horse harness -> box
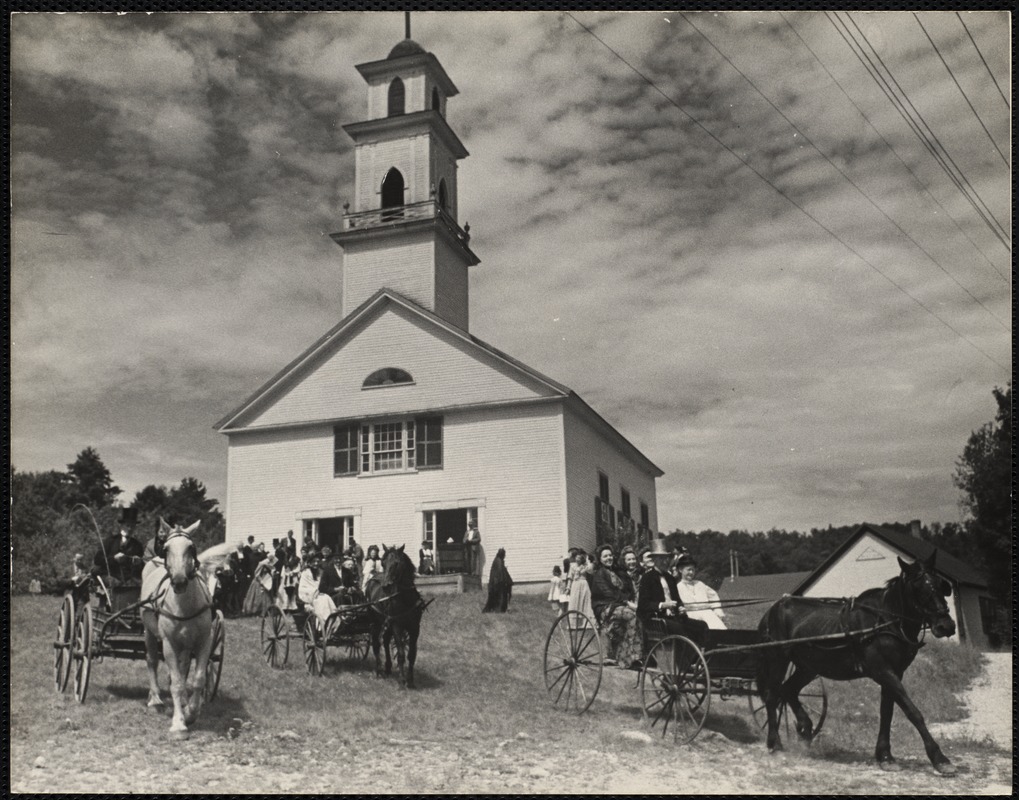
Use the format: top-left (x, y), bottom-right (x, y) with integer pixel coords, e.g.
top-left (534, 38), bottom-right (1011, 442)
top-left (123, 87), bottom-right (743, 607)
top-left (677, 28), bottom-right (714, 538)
top-left (143, 530), bottom-right (214, 623)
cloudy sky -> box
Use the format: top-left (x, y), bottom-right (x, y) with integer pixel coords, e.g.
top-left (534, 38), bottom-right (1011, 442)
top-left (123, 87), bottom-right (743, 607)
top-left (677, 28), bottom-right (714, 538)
top-left (11, 11), bottom-right (1011, 533)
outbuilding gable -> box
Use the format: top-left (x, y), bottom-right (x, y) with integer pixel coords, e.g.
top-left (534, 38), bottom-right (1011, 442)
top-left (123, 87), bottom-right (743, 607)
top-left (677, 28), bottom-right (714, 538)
top-left (216, 290), bottom-right (566, 431)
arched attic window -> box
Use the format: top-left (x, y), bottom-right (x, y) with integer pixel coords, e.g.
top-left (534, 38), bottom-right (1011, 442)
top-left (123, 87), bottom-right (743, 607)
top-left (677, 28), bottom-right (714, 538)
top-left (431, 87), bottom-right (441, 113)
top-left (437, 178), bottom-right (449, 212)
top-left (380, 168), bottom-right (405, 219)
top-left (363, 367), bottom-right (414, 388)
top-left (388, 78), bottom-right (406, 117)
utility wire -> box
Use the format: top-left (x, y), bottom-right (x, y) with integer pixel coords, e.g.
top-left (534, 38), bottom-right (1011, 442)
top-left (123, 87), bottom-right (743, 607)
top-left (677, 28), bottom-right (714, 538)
top-left (780, 12), bottom-right (1008, 284)
top-left (562, 12), bottom-right (1008, 372)
top-left (957, 12), bottom-right (1010, 110)
top-left (680, 12), bottom-right (1008, 330)
top-left (834, 12), bottom-right (1011, 250)
top-left (913, 13), bottom-right (1009, 168)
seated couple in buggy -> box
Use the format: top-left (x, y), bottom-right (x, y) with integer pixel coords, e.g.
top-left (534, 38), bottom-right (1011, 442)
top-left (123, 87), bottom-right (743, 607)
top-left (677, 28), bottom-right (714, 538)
top-left (296, 548), bottom-right (366, 627)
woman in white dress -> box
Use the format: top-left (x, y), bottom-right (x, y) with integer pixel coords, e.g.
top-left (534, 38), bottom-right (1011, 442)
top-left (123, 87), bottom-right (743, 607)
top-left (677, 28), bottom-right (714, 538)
top-left (674, 554), bottom-right (727, 630)
top-left (566, 551), bottom-right (595, 624)
top-left (361, 545), bottom-right (383, 591)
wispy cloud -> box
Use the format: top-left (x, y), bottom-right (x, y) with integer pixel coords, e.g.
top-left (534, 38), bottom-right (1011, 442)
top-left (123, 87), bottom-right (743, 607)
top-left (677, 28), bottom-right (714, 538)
top-left (11, 11), bottom-right (1010, 530)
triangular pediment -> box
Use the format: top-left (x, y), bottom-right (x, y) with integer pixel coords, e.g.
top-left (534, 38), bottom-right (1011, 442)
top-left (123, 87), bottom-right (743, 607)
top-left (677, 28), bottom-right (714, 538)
top-left (217, 291), bottom-right (566, 431)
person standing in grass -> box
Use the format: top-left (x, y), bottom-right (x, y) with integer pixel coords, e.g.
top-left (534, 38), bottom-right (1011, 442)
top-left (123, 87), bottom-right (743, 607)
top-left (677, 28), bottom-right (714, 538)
top-left (566, 551), bottom-right (595, 623)
top-left (483, 548), bottom-right (513, 612)
top-left (548, 565), bottom-right (564, 613)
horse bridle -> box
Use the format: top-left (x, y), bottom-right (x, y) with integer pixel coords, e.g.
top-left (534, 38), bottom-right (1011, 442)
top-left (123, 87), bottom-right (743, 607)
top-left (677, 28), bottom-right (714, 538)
top-left (147, 531), bottom-right (213, 622)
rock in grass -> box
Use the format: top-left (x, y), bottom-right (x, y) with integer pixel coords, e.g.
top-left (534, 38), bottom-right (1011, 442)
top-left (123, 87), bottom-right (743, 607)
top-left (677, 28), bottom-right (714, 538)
top-left (278, 730), bottom-right (300, 741)
top-left (619, 731), bottom-right (653, 744)
top-left (515, 732), bottom-right (531, 740)
top-left (33, 756), bottom-right (45, 769)
top-left (529, 767), bottom-right (550, 778)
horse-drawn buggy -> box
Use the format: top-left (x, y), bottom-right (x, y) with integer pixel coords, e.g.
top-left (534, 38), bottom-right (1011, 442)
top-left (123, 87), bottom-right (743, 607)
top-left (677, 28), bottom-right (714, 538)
top-left (543, 612), bottom-right (828, 744)
top-left (53, 517), bottom-right (226, 738)
top-left (544, 551), bottom-right (961, 775)
top-left (260, 600), bottom-right (373, 675)
top-left (261, 544), bottom-right (428, 682)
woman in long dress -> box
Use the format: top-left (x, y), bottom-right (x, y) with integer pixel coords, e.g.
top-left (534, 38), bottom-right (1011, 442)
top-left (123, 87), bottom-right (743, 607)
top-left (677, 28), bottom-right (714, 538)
top-left (361, 545), bottom-right (383, 591)
top-left (243, 553), bottom-right (276, 616)
top-left (674, 554), bottom-right (727, 630)
top-left (482, 548), bottom-right (513, 612)
top-left (565, 551), bottom-right (595, 624)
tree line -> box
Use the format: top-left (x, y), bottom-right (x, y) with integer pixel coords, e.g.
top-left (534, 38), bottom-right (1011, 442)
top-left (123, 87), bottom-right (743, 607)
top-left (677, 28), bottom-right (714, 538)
top-left (10, 385), bottom-right (1009, 630)
top-left (10, 447), bottom-right (225, 592)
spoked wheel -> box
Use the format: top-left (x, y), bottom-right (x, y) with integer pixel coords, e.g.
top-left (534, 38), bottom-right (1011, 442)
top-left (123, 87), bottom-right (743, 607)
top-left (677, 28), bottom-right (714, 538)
top-left (261, 606), bottom-right (290, 669)
top-left (542, 611), bottom-right (602, 714)
top-left (303, 616), bottom-right (326, 676)
top-left (54, 594), bottom-right (75, 693)
top-left (72, 604), bottom-right (93, 704)
top-left (640, 635), bottom-right (710, 744)
top-left (748, 665), bottom-right (828, 740)
top-left (347, 635), bottom-right (370, 662)
top-left (204, 610), bottom-right (225, 702)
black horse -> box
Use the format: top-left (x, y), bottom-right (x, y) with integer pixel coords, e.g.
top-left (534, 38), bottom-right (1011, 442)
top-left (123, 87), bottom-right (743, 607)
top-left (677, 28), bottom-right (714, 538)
top-left (756, 552), bottom-right (957, 775)
top-left (365, 544), bottom-right (426, 689)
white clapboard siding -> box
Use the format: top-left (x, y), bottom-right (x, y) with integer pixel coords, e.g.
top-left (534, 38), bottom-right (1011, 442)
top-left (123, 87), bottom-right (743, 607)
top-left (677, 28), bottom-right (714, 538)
top-left (225, 402), bottom-right (567, 584)
top-left (342, 230), bottom-right (436, 317)
top-left (563, 404), bottom-right (659, 555)
top-left (433, 236), bottom-right (469, 330)
top-left (244, 301), bottom-right (556, 428)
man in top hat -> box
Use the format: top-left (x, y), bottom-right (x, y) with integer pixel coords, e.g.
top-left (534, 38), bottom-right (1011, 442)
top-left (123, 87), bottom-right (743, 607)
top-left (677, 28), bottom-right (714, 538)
top-left (94, 506), bottom-right (144, 584)
top-left (636, 538), bottom-right (709, 644)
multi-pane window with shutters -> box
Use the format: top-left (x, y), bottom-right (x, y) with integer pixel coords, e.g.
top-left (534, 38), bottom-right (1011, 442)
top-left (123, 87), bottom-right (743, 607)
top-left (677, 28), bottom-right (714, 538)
top-left (335, 417), bottom-right (442, 476)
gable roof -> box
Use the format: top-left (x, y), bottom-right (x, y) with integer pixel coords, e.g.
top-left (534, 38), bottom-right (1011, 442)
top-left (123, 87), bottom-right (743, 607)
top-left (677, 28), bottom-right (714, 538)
top-left (214, 288), bottom-right (662, 476)
top-left (716, 571), bottom-right (814, 602)
top-left (792, 523), bottom-right (988, 593)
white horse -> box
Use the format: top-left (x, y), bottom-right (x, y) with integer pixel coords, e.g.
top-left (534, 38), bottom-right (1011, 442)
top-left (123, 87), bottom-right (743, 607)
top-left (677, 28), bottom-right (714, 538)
top-left (141, 519), bottom-right (215, 739)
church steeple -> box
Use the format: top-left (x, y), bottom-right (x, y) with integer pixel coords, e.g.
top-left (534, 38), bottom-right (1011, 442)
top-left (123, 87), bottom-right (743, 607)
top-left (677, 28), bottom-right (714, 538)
top-left (331, 32), bottom-right (479, 330)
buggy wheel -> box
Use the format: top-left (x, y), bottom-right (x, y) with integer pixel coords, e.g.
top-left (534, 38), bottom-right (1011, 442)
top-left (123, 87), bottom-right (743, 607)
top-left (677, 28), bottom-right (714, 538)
top-left (748, 666), bottom-right (828, 740)
top-left (54, 594), bottom-right (75, 693)
top-left (72, 604), bottom-right (93, 704)
top-left (641, 635), bottom-right (710, 744)
top-left (542, 611), bottom-right (602, 714)
top-left (303, 616), bottom-right (326, 676)
top-left (347, 635), bottom-right (370, 662)
top-left (261, 606), bottom-right (289, 669)
top-left (204, 611), bottom-right (225, 702)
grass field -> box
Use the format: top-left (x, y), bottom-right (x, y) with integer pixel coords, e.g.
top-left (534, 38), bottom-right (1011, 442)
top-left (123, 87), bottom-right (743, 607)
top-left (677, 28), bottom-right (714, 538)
top-left (10, 591), bottom-right (1010, 794)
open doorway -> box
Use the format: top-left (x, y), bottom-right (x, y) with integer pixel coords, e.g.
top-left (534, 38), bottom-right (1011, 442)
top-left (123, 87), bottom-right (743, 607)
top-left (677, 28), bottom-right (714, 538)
top-left (423, 508), bottom-right (475, 574)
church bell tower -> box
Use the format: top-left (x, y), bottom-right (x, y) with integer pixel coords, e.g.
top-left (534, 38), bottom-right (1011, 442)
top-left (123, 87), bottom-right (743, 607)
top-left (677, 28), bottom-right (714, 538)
top-left (331, 30), bottom-right (479, 331)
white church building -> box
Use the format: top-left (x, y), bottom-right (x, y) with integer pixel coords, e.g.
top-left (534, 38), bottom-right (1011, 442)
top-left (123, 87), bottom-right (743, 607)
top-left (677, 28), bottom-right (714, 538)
top-left (215, 35), bottom-right (662, 587)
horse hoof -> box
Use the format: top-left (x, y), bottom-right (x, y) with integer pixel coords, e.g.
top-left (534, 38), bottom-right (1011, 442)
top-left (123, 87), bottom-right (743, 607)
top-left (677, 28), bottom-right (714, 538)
top-left (879, 760), bottom-right (902, 772)
top-left (146, 703), bottom-right (165, 715)
top-left (170, 729), bottom-right (190, 741)
top-left (934, 763), bottom-right (957, 777)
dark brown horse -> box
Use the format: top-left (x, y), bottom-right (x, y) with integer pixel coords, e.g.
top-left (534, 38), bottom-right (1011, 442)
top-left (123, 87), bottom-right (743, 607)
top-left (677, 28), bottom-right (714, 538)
top-left (756, 552), bottom-right (958, 775)
top-left (365, 544), bottom-right (425, 689)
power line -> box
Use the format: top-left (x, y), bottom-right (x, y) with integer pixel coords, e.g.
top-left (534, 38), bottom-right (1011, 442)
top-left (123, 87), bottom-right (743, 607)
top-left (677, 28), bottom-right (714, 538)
top-left (956, 12), bottom-right (1010, 110)
top-left (561, 12), bottom-right (1008, 372)
top-left (913, 13), bottom-right (1009, 168)
top-left (835, 12), bottom-right (1011, 250)
top-left (679, 11), bottom-right (1008, 331)
top-left (780, 12), bottom-right (1008, 285)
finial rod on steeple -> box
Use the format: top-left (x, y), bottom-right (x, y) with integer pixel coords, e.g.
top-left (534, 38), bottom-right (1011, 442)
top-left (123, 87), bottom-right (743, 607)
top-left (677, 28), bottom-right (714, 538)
top-left (405, 12), bottom-right (411, 39)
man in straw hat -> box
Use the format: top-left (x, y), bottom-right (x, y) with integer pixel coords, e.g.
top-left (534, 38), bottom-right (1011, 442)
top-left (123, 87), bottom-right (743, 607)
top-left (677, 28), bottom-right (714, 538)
top-left (636, 538), bottom-right (709, 643)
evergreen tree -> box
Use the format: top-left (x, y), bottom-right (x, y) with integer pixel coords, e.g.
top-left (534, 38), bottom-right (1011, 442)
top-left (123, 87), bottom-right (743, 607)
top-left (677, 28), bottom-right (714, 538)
top-left (66, 447), bottom-right (121, 509)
